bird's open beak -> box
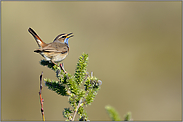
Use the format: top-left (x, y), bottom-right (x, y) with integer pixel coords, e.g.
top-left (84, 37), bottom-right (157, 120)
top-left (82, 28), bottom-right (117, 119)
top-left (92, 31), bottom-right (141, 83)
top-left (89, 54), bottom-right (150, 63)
top-left (66, 33), bottom-right (74, 39)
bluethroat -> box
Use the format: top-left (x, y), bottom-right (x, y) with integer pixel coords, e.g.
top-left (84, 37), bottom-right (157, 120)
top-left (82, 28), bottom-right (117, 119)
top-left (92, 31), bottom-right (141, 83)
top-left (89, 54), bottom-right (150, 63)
top-left (28, 28), bottom-right (73, 70)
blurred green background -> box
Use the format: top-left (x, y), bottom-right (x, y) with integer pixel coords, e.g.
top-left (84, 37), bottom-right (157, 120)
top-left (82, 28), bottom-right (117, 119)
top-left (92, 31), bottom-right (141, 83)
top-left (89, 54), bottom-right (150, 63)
top-left (1, 1), bottom-right (181, 121)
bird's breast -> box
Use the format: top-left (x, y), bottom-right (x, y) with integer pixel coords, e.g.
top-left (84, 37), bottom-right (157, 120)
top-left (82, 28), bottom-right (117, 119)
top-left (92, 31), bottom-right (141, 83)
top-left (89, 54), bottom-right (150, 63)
top-left (53, 52), bottom-right (69, 62)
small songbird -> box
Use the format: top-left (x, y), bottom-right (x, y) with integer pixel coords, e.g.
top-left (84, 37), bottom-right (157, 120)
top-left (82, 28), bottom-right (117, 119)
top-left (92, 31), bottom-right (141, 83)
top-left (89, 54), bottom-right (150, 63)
top-left (28, 28), bottom-right (73, 68)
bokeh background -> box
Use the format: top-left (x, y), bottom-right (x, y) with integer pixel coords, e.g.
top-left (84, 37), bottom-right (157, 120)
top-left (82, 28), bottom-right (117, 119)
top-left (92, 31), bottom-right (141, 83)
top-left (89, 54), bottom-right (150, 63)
top-left (1, 1), bottom-right (181, 121)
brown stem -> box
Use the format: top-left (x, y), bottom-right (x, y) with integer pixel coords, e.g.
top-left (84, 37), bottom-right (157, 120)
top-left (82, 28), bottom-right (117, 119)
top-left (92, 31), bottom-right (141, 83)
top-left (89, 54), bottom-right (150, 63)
top-left (72, 99), bottom-right (82, 121)
top-left (39, 72), bottom-right (45, 121)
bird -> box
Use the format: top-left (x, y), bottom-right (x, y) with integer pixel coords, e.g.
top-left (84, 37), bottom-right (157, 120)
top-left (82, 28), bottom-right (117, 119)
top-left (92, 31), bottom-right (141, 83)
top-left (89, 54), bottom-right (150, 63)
top-left (28, 28), bottom-right (73, 72)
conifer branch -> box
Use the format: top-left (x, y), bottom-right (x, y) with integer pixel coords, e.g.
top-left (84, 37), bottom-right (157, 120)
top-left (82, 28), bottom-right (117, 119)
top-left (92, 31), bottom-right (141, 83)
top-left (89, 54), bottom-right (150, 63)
top-left (40, 53), bottom-right (102, 121)
top-left (105, 105), bottom-right (132, 121)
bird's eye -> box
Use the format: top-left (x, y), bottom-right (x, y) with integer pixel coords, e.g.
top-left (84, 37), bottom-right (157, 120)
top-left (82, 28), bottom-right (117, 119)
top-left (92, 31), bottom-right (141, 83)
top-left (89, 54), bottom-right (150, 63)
top-left (62, 36), bottom-right (66, 38)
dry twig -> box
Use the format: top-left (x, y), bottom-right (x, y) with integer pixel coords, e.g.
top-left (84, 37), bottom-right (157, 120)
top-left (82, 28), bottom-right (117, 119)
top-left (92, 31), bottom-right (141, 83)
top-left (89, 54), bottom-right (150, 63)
top-left (39, 72), bottom-right (45, 121)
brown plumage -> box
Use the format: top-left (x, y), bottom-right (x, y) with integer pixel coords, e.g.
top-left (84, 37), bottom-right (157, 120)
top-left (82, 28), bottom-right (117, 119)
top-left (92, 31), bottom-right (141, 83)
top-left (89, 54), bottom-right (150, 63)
top-left (28, 28), bottom-right (73, 64)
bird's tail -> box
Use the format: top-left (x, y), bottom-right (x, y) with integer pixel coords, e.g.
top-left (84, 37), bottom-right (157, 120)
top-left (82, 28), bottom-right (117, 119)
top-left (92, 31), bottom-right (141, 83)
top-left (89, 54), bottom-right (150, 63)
top-left (28, 28), bottom-right (47, 47)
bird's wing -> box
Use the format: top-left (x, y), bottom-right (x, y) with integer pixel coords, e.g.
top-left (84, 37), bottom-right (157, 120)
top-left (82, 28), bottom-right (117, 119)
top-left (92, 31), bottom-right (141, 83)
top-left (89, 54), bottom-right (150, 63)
top-left (34, 42), bottom-right (68, 54)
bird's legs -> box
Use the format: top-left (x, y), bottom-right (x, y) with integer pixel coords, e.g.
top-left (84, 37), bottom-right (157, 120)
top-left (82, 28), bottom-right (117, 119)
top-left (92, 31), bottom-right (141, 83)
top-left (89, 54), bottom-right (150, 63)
top-left (60, 63), bottom-right (67, 74)
top-left (51, 60), bottom-right (67, 73)
top-left (51, 60), bottom-right (59, 67)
